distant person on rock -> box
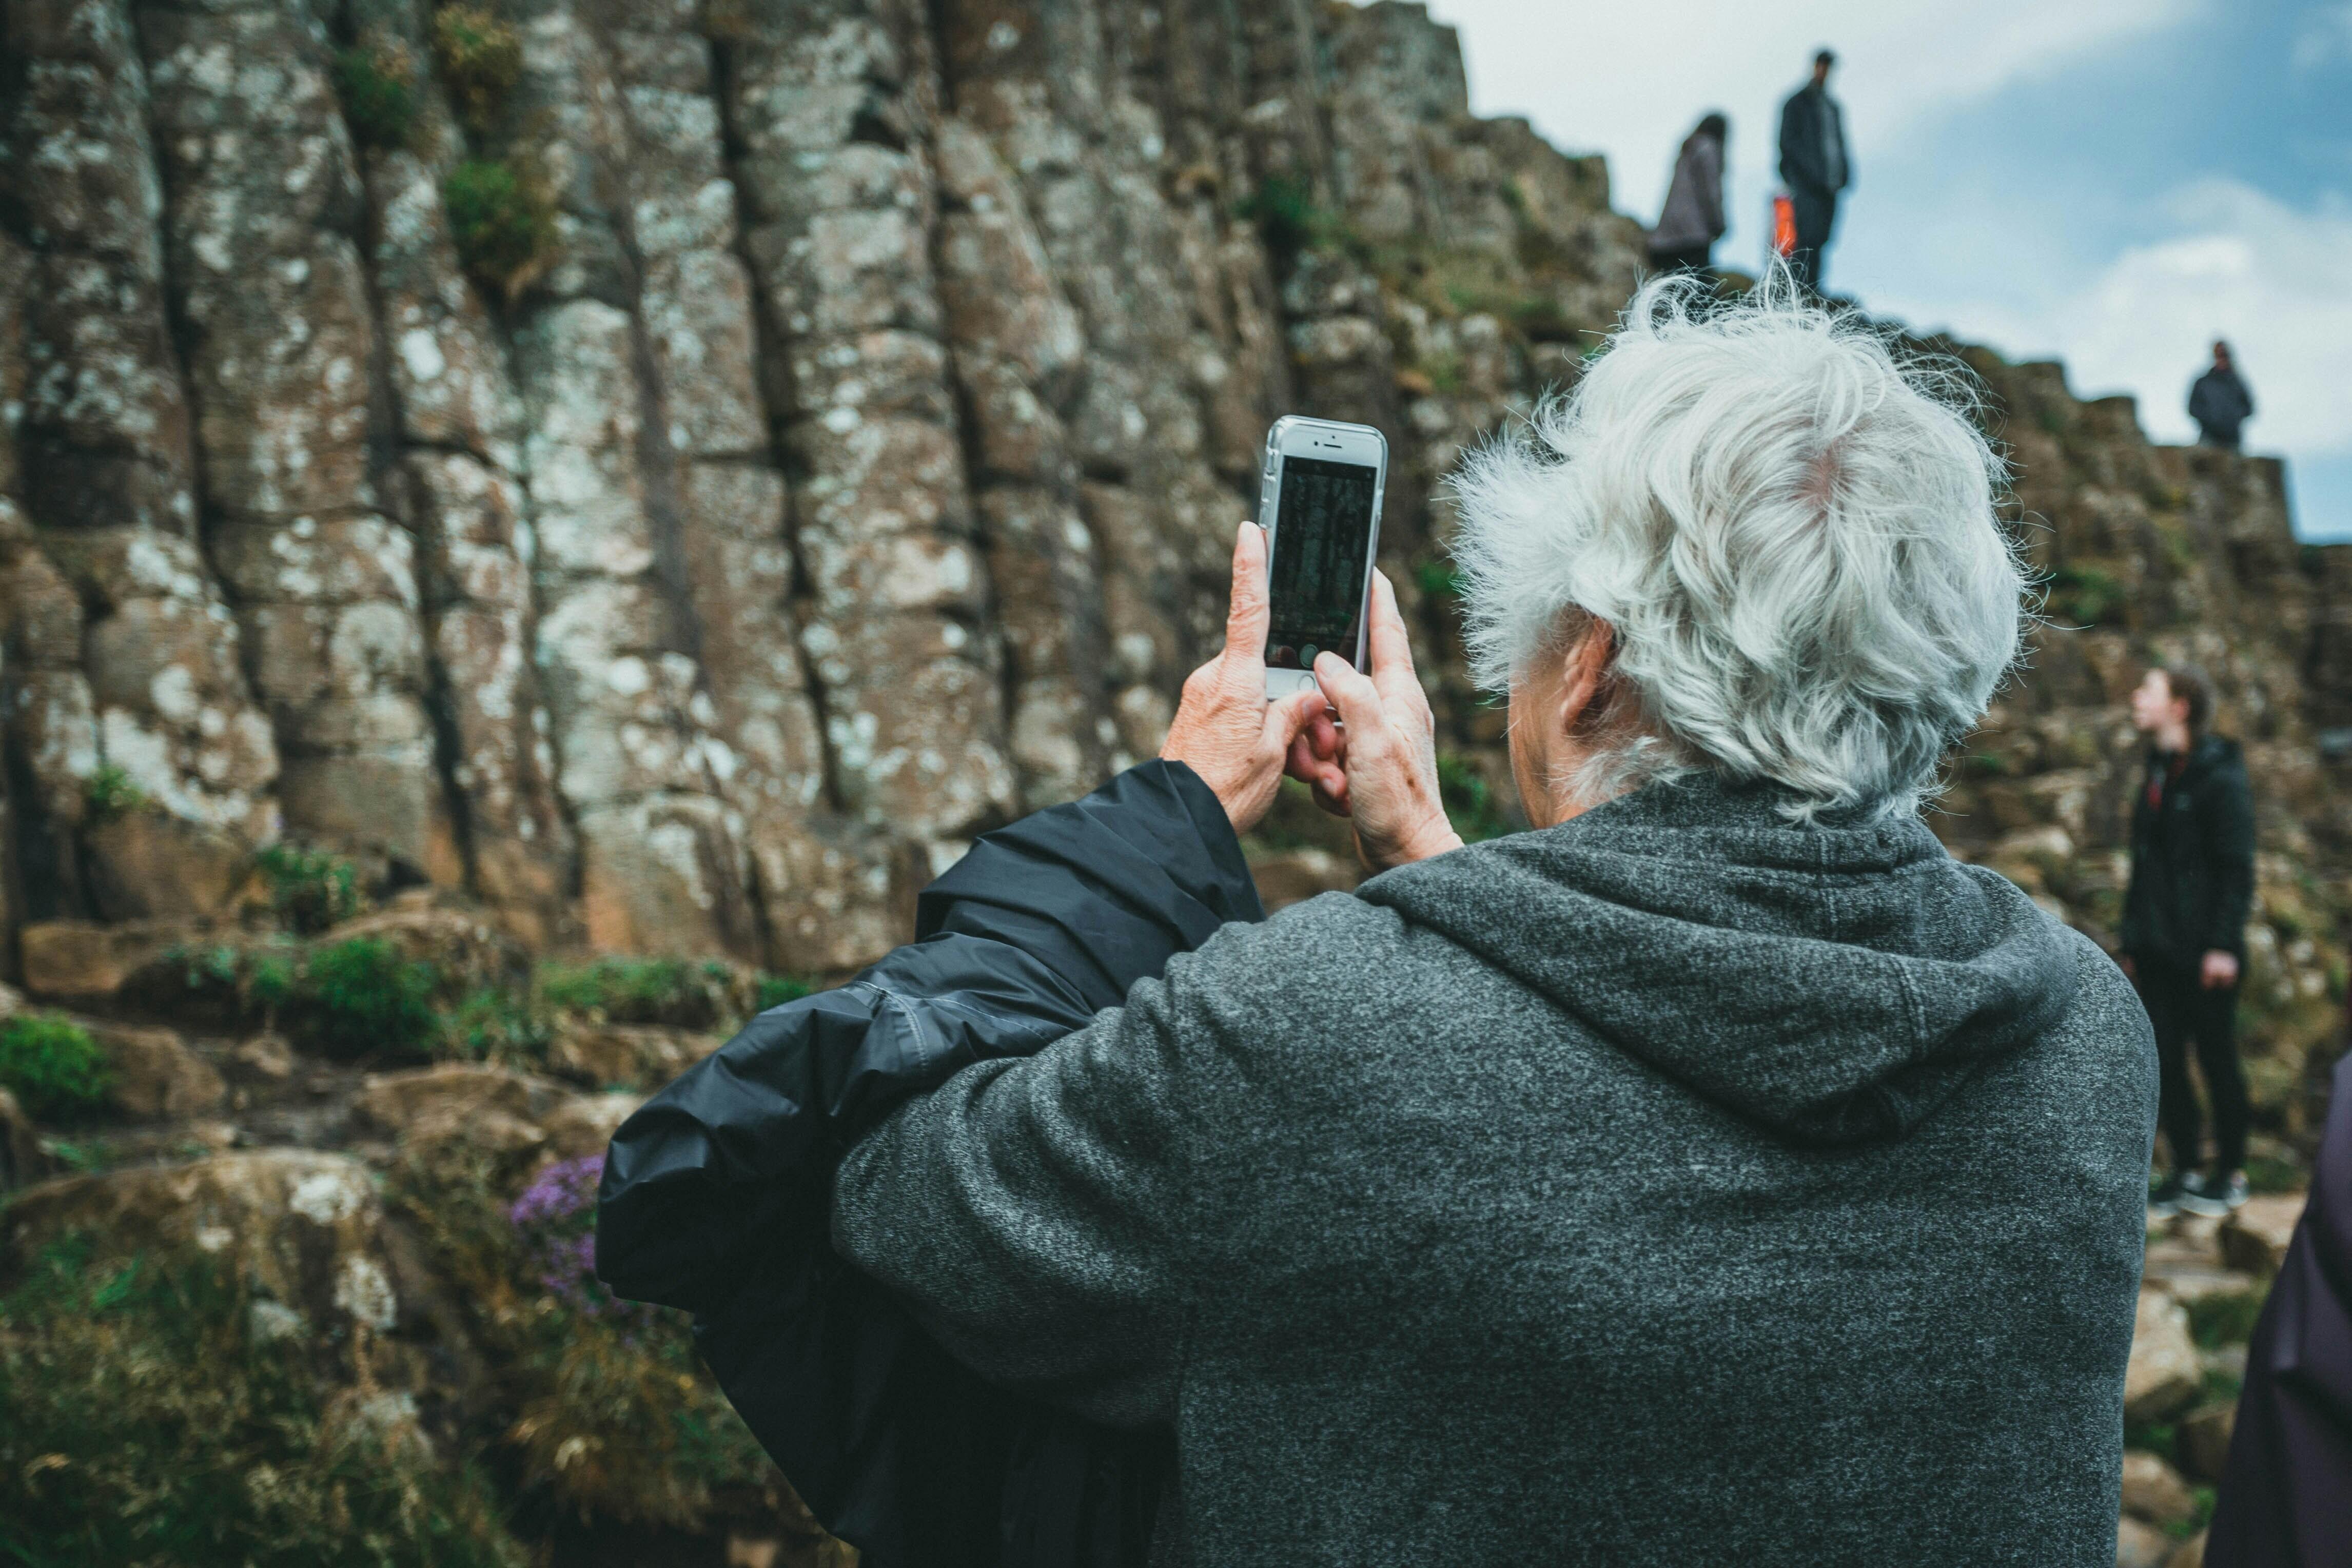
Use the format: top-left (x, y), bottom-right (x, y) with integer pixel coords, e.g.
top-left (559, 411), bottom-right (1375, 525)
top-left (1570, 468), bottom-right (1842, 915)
top-left (2125, 662), bottom-right (2257, 1219)
top-left (1777, 48), bottom-right (1851, 293)
top-left (1648, 112), bottom-right (1728, 276)
top-left (2190, 341), bottom-right (2256, 450)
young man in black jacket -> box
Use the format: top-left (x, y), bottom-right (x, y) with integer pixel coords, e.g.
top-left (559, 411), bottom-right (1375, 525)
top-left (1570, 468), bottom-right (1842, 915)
top-left (2124, 662), bottom-right (2257, 1217)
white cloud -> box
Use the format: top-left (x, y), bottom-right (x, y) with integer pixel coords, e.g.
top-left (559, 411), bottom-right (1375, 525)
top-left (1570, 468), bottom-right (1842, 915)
top-left (2292, 3), bottom-right (2352, 71)
top-left (2025, 183), bottom-right (2352, 454)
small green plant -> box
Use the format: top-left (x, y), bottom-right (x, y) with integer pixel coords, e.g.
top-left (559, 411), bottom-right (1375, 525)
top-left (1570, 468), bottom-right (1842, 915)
top-left (1237, 176), bottom-right (1349, 268)
top-left (83, 763), bottom-right (147, 821)
top-left (2041, 564), bottom-right (2128, 628)
top-left (754, 974), bottom-right (812, 1012)
top-left (444, 156), bottom-right (557, 297)
top-left (254, 841), bottom-right (363, 934)
top-left (444, 986), bottom-right (552, 1069)
top-left (1438, 754), bottom-right (1515, 844)
top-left (299, 938), bottom-right (440, 1057)
top-left (331, 40), bottom-right (419, 151)
top-left (0, 1236), bottom-right (527, 1566)
top-left (2187, 1287), bottom-right (2269, 1347)
top-left (537, 956), bottom-right (735, 1028)
top-left (431, 5), bottom-right (523, 135)
top-left (1414, 561), bottom-right (1463, 600)
top-left (0, 1013), bottom-right (112, 1123)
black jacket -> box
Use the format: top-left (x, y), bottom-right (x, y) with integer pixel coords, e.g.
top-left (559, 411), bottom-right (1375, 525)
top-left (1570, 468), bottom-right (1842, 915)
top-left (595, 761), bottom-right (1261, 1566)
top-left (1777, 84), bottom-right (1850, 194)
top-left (2190, 367), bottom-right (2255, 443)
top-left (2122, 735), bottom-right (2256, 966)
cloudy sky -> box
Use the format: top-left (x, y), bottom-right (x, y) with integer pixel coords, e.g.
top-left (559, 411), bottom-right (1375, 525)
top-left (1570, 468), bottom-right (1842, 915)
top-left (1423, 0), bottom-right (2352, 538)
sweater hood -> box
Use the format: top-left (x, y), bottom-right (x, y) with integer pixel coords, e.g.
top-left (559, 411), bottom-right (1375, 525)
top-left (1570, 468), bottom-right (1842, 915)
top-left (1356, 772), bottom-right (2079, 1148)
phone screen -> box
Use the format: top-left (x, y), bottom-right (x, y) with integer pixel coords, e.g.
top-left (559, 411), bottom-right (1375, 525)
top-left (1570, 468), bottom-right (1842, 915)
top-left (1265, 455), bottom-right (1378, 672)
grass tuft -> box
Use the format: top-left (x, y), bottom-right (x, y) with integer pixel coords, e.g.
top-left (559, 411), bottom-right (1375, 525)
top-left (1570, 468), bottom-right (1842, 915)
top-left (254, 842), bottom-right (364, 935)
top-left (298, 938), bottom-right (441, 1059)
top-left (332, 40), bottom-right (420, 151)
top-left (430, 5), bottom-right (522, 135)
top-left (84, 763), bottom-right (147, 821)
top-left (0, 1013), bottom-right (112, 1123)
top-left (444, 158), bottom-right (558, 299)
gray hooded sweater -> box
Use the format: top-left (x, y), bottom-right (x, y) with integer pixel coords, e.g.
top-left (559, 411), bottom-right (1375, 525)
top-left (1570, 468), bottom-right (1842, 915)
top-left (832, 773), bottom-right (2158, 1564)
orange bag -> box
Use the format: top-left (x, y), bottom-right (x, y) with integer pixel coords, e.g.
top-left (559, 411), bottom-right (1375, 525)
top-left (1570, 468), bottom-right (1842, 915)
top-left (1771, 193), bottom-right (1798, 257)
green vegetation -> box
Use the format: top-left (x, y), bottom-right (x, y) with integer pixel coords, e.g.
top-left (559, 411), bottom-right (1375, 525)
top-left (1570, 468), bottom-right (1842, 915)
top-left (2042, 564), bottom-right (2128, 628)
top-left (430, 5), bottom-right (523, 135)
top-left (0, 1013), bottom-right (111, 1123)
top-left (1439, 753), bottom-right (1515, 844)
top-left (1236, 175), bottom-right (1345, 268)
top-left (754, 974), bottom-right (813, 1011)
top-left (395, 1158), bottom-right (778, 1527)
top-left (83, 763), bottom-right (147, 821)
top-left (443, 158), bottom-right (557, 298)
top-left (443, 986), bottom-right (553, 1071)
top-left (1414, 561), bottom-right (1463, 600)
top-left (299, 938), bottom-right (441, 1058)
top-left (536, 955), bottom-right (737, 1028)
top-left (332, 41), bottom-right (419, 151)
top-left (255, 841), bottom-right (364, 934)
top-left (0, 1236), bottom-right (527, 1567)
top-left (2188, 1287), bottom-right (2268, 1347)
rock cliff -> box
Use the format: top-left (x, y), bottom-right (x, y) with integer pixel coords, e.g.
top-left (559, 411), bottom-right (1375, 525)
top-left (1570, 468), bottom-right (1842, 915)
top-left (1, 0), bottom-right (2345, 1560)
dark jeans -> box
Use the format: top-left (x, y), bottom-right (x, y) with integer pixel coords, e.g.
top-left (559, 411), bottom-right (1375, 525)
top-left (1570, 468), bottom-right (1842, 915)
top-left (2131, 952), bottom-right (2250, 1175)
top-left (1648, 243), bottom-right (1713, 276)
top-left (1789, 186), bottom-right (1838, 293)
top-left (2197, 424), bottom-right (2244, 452)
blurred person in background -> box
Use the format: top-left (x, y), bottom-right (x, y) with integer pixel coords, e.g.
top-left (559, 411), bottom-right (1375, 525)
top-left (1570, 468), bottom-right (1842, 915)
top-left (2190, 341), bottom-right (2257, 451)
top-left (2125, 662), bottom-right (2257, 1218)
top-left (1777, 49), bottom-right (1851, 292)
top-left (1648, 112), bottom-right (1728, 276)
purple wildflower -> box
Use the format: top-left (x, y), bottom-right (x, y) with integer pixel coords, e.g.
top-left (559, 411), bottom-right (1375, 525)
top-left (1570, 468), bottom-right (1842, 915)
top-left (506, 1154), bottom-right (645, 1323)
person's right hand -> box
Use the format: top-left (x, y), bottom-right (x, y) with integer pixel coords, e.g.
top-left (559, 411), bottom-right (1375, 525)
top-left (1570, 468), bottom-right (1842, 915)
top-left (1286, 571), bottom-right (1463, 873)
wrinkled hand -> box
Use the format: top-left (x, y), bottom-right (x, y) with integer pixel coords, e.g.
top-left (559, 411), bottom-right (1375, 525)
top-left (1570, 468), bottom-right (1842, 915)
top-left (1160, 521), bottom-right (1329, 834)
top-left (2201, 949), bottom-right (2240, 989)
top-left (1285, 571), bottom-right (1463, 873)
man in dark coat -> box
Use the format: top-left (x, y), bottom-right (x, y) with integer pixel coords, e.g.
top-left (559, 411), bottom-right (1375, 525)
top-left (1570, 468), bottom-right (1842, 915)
top-left (2190, 341), bottom-right (2257, 450)
top-left (2124, 662), bottom-right (2258, 1217)
top-left (1777, 49), bottom-right (1851, 292)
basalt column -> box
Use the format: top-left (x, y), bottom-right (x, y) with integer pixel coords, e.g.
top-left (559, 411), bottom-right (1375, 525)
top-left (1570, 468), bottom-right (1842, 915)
top-left (134, 0), bottom-right (444, 880)
top-left (1, 0), bottom-right (280, 925)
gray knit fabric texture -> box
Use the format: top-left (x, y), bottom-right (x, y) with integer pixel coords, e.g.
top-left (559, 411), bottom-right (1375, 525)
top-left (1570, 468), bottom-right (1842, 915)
top-left (832, 772), bottom-right (2158, 1565)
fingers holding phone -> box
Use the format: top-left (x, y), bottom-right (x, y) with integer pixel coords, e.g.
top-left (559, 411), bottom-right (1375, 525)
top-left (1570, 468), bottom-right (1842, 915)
top-left (1307, 572), bottom-right (1462, 872)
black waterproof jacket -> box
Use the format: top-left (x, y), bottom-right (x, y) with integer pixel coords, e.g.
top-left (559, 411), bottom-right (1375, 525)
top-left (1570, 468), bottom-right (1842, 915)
top-left (2121, 735), bottom-right (2256, 967)
top-left (594, 761), bottom-right (1260, 1566)
top-left (1777, 84), bottom-right (1850, 194)
top-left (2190, 367), bottom-right (2255, 446)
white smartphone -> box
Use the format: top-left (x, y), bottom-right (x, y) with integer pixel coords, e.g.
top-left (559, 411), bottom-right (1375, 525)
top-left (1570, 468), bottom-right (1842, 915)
top-left (1256, 416), bottom-right (1388, 700)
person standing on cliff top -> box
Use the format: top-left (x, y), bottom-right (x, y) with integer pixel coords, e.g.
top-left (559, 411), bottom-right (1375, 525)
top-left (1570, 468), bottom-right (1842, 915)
top-left (1648, 112), bottom-right (1728, 276)
top-left (2124, 662), bottom-right (2257, 1218)
top-left (1777, 49), bottom-right (1851, 293)
top-left (2190, 342), bottom-right (2256, 450)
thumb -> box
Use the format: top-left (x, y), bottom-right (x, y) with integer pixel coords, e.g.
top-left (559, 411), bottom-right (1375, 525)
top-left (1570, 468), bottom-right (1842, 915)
top-left (1266, 685), bottom-right (1327, 751)
top-left (1314, 651), bottom-right (1383, 736)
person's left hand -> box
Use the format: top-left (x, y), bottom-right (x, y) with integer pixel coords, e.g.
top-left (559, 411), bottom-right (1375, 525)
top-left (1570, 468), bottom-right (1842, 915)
top-left (2200, 949), bottom-right (2240, 989)
top-left (1160, 521), bottom-right (1330, 834)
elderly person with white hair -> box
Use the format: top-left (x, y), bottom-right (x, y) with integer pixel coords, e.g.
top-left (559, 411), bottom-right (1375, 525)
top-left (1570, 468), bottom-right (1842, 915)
top-left (616, 281), bottom-right (2157, 1565)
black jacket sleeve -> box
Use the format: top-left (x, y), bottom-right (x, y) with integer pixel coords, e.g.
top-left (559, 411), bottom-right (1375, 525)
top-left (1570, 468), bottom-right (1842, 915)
top-left (594, 760), bottom-right (1260, 1565)
top-left (1777, 92), bottom-right (1812, 189)
top-left (2199, 751), bottom-right (2257, 956)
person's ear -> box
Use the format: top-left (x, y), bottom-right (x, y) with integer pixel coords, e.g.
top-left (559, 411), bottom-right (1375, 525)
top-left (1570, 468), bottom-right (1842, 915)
top-left (1552, 621), bottom-right (1618, 740)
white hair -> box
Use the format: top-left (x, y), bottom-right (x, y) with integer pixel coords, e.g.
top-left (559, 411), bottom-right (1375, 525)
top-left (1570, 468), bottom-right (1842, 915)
top-left (1448, 271), bottom-right (2026, 821)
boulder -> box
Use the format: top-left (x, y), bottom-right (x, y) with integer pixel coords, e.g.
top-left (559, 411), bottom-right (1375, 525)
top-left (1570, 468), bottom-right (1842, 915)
top-left (2117, 1516), bottom-right (2173, 1568)
top-left (2219, 1194), bottom-right (2304, 1275)
top-left (227, 1033), bottom-right (299, 1082)
top-left (352, 1063), bottom-right (555, 1171)
top-left (2, 1151), bottom-right (408, 1337)
top-left (0, 1086), bottom-right (52, 1191)
top-left (546, 1022), bottom-right (719, 1091)
top-left (19, 919), bottom-right (206, 999)
top-left (85, 1020), bottom-right (226, 1121)
top-left (538, 1091), bottom-right (641, 1162)
top-left (2119, 1450), bottom-right (2196, 1526)
top-left (323, 900), bottom-right (531, 998)
top-left (1249, 849), bottom-right (1362, 913)
top-left (81, 809), bottom-right (248, 920)
top-left (2125, 1288), bottom-right (2204, 1424)
top-left (2176, 1403), bottom-right (2236, 1483)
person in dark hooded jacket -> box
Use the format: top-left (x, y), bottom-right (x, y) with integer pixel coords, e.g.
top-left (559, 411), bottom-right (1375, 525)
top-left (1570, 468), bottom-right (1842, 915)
top-left (1648, 113), bottom-right (1727, 275)
top-left (2189, 341), bottom-right (2256, 450)
top-left (811, 278), bottom-right (2155, 1566)
top-left (2123, 661), bottom-right (2257, 1218)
